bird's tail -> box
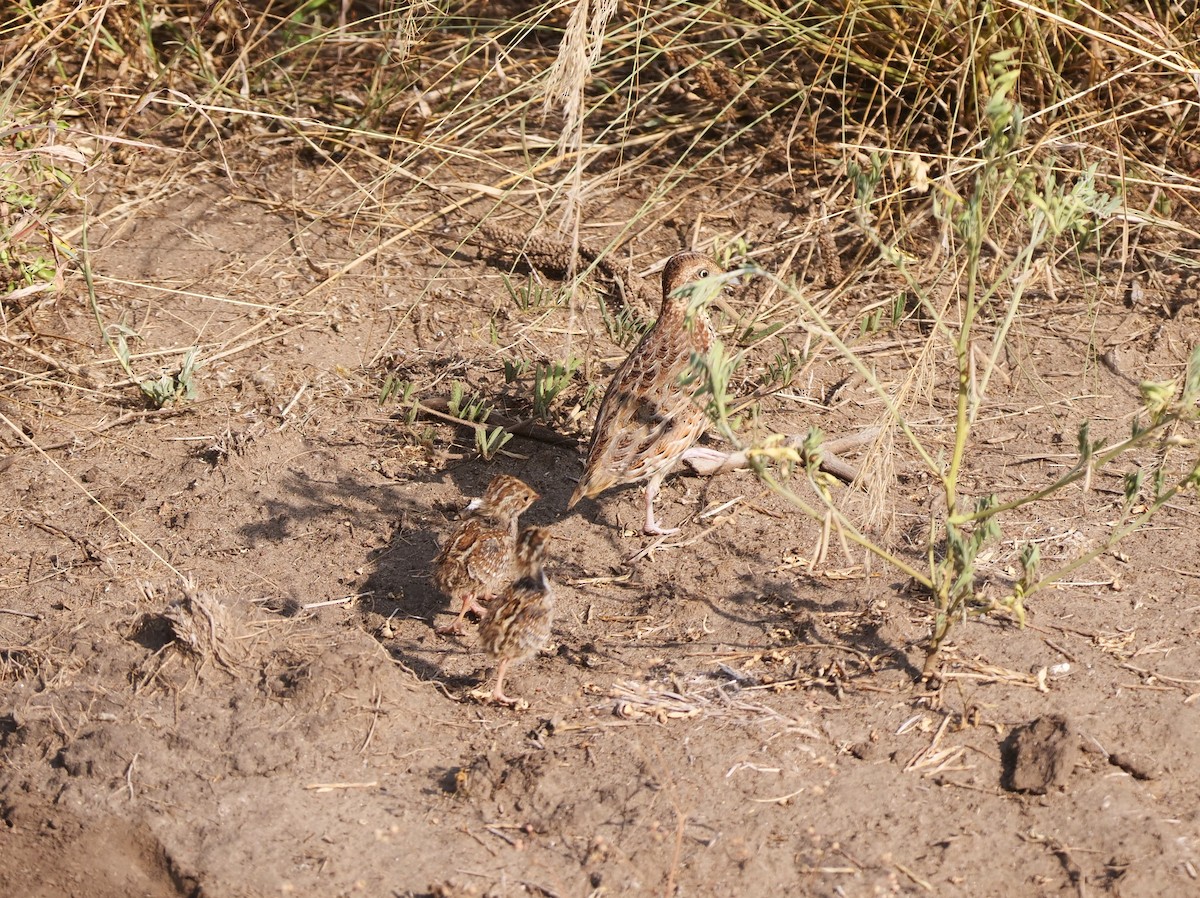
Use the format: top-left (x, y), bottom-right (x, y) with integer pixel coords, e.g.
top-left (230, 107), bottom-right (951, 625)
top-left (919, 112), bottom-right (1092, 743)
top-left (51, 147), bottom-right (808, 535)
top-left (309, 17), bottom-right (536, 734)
top-left (567, 482), bottom-right (586, 509)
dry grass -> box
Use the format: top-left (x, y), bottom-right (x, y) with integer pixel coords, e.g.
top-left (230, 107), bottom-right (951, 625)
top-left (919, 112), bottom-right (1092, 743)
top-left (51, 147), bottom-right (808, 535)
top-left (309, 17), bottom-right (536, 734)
top-left (4, 1), bottom-right (1196, 347)
top-left (610, 677), bottom-right (821, 733)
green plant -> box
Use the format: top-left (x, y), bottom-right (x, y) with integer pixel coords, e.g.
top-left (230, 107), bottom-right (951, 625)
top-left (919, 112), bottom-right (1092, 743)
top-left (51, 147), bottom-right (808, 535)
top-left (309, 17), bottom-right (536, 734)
top-left (858, 294), bottom-right (907, 337)
top-left (447, 381), bottom-right (493, 424)
top-left (712, 234), bottom-right (750, 270)
top-left (736, 319), bottom-right (785, 348)
top-left (760, 337), bottom-right (802, 388)
top-left (475, 424), bottom-right (512, 460)
top-left (1033, 163), bottom-right (1120, 254)
top-left (503, 357), bottom-right (532, 384)
top-left (379, 374), bottom-right (416, 405)
top-left (444, 381), bottom-right (512, 458)
top-left (139, 348), bottom-right (199, 408)
top-left (504, 273), bottom-right (565, 311)
top-left (532, 356), bottom-right (581, 420)
top-left (0, 121), bottom-right (81, 299)
top-left (579, 382), bottom-right (603, 410)
top-left (102, 320), bottom-right (199, 408)
top-left (379, 374), bottom-right (419, 424)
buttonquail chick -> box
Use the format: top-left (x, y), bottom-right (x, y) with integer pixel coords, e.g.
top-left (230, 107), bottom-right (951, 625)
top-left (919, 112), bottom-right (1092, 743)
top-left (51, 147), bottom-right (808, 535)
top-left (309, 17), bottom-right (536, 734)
top-left (479, 525), bottom-right (554, 705)
top-left (432, 474), bottom-right (538, 634)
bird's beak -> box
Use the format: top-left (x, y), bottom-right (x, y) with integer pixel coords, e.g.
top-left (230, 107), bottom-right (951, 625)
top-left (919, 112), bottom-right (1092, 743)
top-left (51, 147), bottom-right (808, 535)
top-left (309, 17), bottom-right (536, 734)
top-left (713, 295), bottom-right (740, 320)
top-left (723, 264), bottom-right (755, 290)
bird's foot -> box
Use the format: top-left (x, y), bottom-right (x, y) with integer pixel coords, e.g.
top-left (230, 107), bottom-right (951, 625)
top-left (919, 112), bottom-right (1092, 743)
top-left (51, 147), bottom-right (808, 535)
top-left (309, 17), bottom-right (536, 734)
top-left (642, 521), bottom-right (680, 536)
top-left (436, 611), bottom-right (472, 636)
top-left (491, 688), bottom-right (522, 707)
top-left (467, 684), bottom-right (527, 709)
top-left (436, 597), bottom-right (490, 635)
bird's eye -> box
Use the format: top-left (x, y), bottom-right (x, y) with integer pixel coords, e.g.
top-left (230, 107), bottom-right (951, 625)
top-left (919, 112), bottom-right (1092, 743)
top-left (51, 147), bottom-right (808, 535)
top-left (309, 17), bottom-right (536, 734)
top-left (697, 268), bottom-right (709, 279)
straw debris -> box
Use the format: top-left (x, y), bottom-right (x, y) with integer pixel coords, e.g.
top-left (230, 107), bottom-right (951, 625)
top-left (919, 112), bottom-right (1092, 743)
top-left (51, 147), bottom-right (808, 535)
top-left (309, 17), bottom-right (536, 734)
top-left (160, 580), bottom-right (247, 674)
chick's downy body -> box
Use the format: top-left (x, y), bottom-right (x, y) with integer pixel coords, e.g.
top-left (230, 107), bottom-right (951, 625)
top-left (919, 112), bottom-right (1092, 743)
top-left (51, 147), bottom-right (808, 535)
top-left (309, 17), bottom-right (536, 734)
top-left (433, 474), bottom-right (538, 634)
top-left (479, 525), bottom-right (554, 705)
top-left (569, 251), bottom-right (723, 534)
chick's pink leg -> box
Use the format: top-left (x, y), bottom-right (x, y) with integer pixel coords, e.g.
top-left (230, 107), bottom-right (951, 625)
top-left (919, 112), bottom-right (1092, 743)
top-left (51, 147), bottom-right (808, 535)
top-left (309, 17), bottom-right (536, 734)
top-left (437, 594), bottom-right (485, 635)
top-left (465, 595), bottom-right (489, 616)
top-left (491, 659), bottom-right (516, 705)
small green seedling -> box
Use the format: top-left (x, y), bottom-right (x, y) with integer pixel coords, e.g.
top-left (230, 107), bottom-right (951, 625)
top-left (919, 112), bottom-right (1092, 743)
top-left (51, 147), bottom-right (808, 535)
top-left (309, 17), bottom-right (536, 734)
top-left (504, 357), bottom-right (532, 383)
top-left (448, 381), bottom-right (493, 424)
top-left (504, 273), bottom-right (564, 311)
top-left (140, 348), bottom-right (199, 408)
top-left (533, 356), bottom-right (581, 420)
top-left (475, 424), bottom-right (512, 460)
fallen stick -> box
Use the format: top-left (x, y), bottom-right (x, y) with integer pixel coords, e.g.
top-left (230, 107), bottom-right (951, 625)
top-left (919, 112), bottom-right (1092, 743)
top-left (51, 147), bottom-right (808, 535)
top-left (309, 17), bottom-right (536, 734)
top-left (408, 396), bottom-right (578, 448)
top-left (682, 427), bottom-right (881, 484)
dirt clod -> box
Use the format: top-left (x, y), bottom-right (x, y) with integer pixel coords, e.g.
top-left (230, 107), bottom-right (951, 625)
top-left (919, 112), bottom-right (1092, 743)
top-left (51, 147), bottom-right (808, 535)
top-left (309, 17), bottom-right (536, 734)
top-left (1001, 714), bottom-right (1079, 794)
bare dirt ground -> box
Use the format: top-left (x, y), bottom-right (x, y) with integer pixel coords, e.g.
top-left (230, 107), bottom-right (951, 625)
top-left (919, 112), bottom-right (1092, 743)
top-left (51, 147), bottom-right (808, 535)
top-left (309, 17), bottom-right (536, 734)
top-left (3, 116), bottom-right (1200, 898)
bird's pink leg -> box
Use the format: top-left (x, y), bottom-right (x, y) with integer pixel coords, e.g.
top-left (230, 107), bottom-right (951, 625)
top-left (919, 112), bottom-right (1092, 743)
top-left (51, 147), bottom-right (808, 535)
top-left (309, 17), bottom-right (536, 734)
top-left (437, 594), bottom-right (488, 635)
top-left (464, 595), bottom-right (489, 616)
top-left (491, 659), bottom-right (517, 705)
top-left (643, 473), bottom-right (680, 536)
